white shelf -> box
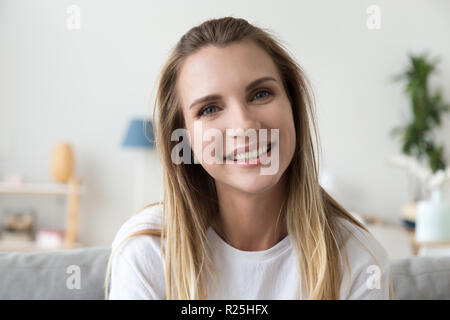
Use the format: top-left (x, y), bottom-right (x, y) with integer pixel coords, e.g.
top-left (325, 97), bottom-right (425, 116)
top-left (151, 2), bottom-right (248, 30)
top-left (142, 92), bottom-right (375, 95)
top-left (0, 182), bottom-right (84, 195)
top-left (0, 178), bottom-right (83, 251)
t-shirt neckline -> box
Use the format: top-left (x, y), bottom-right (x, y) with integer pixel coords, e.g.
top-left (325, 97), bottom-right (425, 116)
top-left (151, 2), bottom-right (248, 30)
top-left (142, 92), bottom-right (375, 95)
top-left (207, 225), bottom-right (291, 261)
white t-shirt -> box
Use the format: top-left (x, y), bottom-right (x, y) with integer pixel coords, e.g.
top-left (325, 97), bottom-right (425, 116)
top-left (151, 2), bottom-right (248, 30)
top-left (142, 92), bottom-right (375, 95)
top-left (108, 204), bottom-right (392, 299)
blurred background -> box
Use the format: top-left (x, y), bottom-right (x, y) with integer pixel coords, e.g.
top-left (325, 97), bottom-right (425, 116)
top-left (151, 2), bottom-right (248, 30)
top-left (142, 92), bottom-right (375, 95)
top-left (1, 0), bottom-right (450, 259)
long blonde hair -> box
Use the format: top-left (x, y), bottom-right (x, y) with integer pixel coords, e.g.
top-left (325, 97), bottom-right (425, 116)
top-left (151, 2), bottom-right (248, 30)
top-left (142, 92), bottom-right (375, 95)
top-left (105, 16), bottom-right (393, 300)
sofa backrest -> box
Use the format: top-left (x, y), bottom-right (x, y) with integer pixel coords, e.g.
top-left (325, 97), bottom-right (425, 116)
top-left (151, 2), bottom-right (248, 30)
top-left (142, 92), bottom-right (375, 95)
top-left (0, 246), bottom-right (111, 300)
top-left (1, 246), bottom-right (450, 299)
top-left (390, 255), bottom-right (450, 299)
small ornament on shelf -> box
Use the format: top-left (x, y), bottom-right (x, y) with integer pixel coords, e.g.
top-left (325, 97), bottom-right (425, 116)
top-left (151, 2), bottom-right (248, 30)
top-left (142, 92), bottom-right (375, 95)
top-left (35, 229), bottom-right (65, 249)
top-left (0, 208), bottom-right (36, 243)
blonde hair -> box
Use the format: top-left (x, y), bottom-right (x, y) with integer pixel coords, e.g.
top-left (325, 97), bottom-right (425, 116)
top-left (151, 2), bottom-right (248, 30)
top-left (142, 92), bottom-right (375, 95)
top-left (105, 17), bottom-right (394, 300)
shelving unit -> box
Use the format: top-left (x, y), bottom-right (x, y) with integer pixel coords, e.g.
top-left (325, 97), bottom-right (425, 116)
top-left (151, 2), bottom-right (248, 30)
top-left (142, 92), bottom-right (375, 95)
top-left (0, 177), bottom-right (84, 251)
top-left (405, 228), bottom-right (450, 256)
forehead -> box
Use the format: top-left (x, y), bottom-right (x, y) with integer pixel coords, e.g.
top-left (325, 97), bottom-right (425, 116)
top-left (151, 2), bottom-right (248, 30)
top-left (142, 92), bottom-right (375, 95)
top-left (177, 41), bottom-right (281, 108)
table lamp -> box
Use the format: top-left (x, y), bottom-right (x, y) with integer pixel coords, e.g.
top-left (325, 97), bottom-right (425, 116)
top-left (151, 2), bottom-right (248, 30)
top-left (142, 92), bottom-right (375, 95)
top-left (122, 118), bottom-right (155, 149)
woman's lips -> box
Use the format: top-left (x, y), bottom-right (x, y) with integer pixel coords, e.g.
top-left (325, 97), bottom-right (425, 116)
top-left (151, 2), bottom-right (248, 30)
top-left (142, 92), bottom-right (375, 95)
top-left (224, 142), bottom-right (273, 166)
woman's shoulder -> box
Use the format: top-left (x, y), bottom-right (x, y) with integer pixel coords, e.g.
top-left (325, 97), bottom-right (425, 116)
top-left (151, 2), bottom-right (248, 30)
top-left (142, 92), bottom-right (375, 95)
top-left (111, 202), bottom-right (165, 256)
top-left (333, 215), bottom-right (392, 299)
top-left (333, 215), bottom-right (389, 264)
top-left (108, 202), bottom-right (166, 299)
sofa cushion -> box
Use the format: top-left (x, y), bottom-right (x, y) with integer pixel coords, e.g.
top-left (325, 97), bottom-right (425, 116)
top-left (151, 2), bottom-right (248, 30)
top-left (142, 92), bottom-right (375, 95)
top-left (0, 246), bottom-right (111, 300)
top-left (1, 246), bottom-right (450, 299)
top-left (390, 255), bottom-right (450, 299)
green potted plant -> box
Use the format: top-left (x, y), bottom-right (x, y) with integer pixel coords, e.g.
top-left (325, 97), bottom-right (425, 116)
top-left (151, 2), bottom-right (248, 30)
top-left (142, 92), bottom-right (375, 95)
top-left (389, 52), bottom-right (450, 238)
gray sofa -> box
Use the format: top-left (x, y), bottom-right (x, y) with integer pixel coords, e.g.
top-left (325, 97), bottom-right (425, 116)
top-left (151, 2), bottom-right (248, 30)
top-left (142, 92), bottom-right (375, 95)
top-left (0, 246), bottom-right (449, 299)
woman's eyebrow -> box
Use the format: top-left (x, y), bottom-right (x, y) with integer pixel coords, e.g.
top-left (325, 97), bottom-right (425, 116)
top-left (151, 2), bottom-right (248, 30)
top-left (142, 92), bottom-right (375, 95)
top-left (188, 76), bottom-right (277, 110)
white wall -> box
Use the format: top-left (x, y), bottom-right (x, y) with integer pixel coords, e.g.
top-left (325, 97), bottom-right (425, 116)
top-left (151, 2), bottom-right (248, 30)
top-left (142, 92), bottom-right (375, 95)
top-left (1, 0), bottom-right (449, 246)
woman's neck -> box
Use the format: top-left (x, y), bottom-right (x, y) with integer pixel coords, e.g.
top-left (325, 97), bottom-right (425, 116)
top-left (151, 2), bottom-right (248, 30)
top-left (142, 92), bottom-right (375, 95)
top-left (213, 175), bottom-right (288, 251)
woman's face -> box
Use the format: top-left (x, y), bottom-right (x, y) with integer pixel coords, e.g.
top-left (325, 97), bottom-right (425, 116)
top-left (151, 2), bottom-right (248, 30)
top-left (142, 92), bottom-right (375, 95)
top-left (178, 40), bottom-right (296, 194)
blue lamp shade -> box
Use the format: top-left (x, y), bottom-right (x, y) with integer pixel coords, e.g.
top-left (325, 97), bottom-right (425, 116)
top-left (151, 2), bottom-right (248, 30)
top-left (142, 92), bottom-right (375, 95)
top-left (122, 118), bottom-right (155, 148)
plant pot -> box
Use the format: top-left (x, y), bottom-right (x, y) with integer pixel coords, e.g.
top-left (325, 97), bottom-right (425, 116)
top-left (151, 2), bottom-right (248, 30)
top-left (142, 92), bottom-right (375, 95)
top-left (415, 188), bottom-right (450, 243)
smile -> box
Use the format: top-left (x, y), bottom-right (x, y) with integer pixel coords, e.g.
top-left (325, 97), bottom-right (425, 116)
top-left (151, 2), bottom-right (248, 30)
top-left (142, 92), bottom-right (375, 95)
top-left (224, 142), bottom-right (273, 163)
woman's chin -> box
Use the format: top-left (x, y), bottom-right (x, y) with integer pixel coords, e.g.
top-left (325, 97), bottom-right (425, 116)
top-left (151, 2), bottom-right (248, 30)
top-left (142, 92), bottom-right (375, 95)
top-left (225, 174), bottom-right (281, 195)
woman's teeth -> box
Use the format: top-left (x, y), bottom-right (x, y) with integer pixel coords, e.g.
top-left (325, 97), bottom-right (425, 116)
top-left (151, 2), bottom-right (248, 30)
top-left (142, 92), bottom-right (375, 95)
top-left (227, 144), bottom-right (270, 161)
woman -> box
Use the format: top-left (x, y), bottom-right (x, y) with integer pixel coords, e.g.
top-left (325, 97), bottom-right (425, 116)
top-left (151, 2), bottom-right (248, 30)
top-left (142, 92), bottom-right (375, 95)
top-left (105, 17), bottom-right (393, 300)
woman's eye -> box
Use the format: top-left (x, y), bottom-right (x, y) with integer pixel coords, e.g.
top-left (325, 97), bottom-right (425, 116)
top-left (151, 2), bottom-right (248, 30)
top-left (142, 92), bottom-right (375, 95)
top-left (198, 105), bottom-right (218, 117)
top-left (253, 89), bottom-right (272, 100)
top-left (196, 89), bottom-right (272, 118)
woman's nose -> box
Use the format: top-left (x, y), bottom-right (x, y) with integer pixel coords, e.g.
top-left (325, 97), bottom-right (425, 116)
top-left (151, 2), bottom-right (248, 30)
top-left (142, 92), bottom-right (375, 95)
top-left (227, 100), bottom-right (262, 133)
top-left (224, 100), bottom-right (262, 148)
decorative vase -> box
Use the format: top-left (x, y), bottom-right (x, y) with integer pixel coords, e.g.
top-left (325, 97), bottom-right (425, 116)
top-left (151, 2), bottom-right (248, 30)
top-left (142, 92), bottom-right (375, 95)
top-left (415, 188), bottom-right (450, 243)
top-left (50, 142), bottom-right (74, 183)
